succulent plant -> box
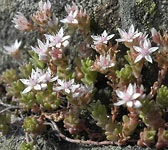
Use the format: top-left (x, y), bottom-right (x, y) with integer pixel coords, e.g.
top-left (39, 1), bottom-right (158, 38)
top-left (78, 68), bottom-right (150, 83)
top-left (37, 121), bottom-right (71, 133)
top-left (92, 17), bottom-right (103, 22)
top-left (156, 85), bottom-right (168, 109)
top-left (19, 141), bottom-right (38, 150)
top-left (1, 69), bottom-right (18, 84)
top-left (23, 117), bottom-right (46, 136)
top-left (81, 58), bottom-right (97, 86)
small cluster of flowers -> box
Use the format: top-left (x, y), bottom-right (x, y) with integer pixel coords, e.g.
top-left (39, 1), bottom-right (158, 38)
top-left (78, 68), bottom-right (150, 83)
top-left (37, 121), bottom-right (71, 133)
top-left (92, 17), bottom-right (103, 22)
top-left (32, 27), bottom-right (70, 61)
top-left (31, 0), bottom-right (51, 25)
top-left (91, 30), bottom-right (116, 74)
top-left (114, 83), bottom-right (145, 108)
top-left (20, 68), bottom-right (93, 100)
top-left (116, 24), bottom-right (159, 63)
top-left (53, 79), bottom-right (93, 98)
top-left (20, 68), bottom-right (57, 94)
top-left (60, 1), bottom-right (90, 31)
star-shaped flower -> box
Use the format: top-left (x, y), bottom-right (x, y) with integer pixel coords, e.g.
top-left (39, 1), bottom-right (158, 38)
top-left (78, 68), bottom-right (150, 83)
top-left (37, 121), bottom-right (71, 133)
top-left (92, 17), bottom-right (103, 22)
top-left (45, 28), bottom-right (70, 48)
top-left (60, 11), bottom-right (78, 24)
top-left (20, 68), bottom-right (44, 94)
top-left (116, 24), bottom-right (142, 43)
top-left (31, 39), bottom-right (49, 61)
top-left (91, 30), bottom-right (114, 45)
top-left (114, 83), bottom-right (142, 108)
top-left (53, 79), bottom-right (79, 94)
top-left (3, 40), bottom-right (22, 56)
top-left (12, 12), bottom-right (32, 31)
top-left (133, 39), bottom-right (158, 63)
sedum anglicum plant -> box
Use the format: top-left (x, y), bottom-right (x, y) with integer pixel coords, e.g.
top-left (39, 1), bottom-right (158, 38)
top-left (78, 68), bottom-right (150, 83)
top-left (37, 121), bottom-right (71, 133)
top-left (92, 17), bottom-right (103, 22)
top-left (1, 0), bottom-right (168, 149)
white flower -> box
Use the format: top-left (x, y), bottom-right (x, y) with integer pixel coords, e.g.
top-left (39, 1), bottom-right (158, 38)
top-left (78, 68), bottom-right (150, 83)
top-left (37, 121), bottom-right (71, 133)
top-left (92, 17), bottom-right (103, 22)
top-left (31, 39), bottom-right (49, 61)
top-left (133, 38), bottom-right (158, 63)
top-left (53, 79), bottom-right (78, 94)
top-left (60, 11), bottom-right (78, 24)
top-left (12, 12), bottom-right (32, 31)
top-left (116, 24), bottom-right (142, 43)
top-left (91, 30), bottom-right (114, 45)
top-left (45, 28), bottom-right (70, 48)
top-left (38, 0), bottom-right (51, 12)
top-left (114, 83), bottom-right (142, 108)
top-left (3, 40), bottom-right (22, 56)
top-left (39, 68), bottom-right (58, 83)
top-left (72, 84), bottom-right (93, 98)
top-left (65, 1), bottom-right (78, 14)
top-left (92, 54), bottom-right (115, 73)
top-left (20, 68), bottom-right (44, 94)
top-left (49, 48), bottom-right (63, 61)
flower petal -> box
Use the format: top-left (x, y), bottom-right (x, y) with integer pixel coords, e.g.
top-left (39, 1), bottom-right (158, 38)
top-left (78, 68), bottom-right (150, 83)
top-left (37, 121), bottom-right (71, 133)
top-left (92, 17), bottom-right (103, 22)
top-left (148, 47), bottom-right (158, 53)
top-left (145, 55), bottom-right (152, 63)
top-left (134, 54), bottom-right (143, 63)
top-left (22, 86), bottom-right (32, 94)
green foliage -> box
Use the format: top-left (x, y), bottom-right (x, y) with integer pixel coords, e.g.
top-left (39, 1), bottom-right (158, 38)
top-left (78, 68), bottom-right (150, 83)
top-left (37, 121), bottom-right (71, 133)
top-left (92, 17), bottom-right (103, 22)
top-left (19, 141), bottom-right (38, 150)
top-left (122, 115), bottom-right (138, 136)
top-left (20, 92), bottom-right (36, 110)
top-left (36, 91), bottom-right (61, 111)
top-left (23, 117), bottom-right (45, 135)
top-left (0, 114), bottom-right (10, 135)
top-left (138, 99), bottom-right (165, 129)
top-left (157, 129), bottom-right (168, 149)
top-left (19, 63), bottom-right (33, 78)
top-left (90, 100), bottom-right (108, 129)
top-left (81, 58), bottom-right (97, 86)
top-left (105, 119), bottom-right (122, 141)
top-left (6, 80), bottom-right (24, 97)
top-left (116, 64), bottom-right (135, 84)
top-left (156, 85), bottom-right (168, 109)
top-left (138, 128), bottom-right (156, 147)
top-left (29, 51), bottom-right (45, 69)
top-left (1, 69), bottom-right (18, 84)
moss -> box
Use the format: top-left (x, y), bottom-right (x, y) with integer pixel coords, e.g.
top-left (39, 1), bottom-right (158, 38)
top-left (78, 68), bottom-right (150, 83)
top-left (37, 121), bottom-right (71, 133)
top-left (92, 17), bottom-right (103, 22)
top-left (132, 0), bottom-right (157, 30)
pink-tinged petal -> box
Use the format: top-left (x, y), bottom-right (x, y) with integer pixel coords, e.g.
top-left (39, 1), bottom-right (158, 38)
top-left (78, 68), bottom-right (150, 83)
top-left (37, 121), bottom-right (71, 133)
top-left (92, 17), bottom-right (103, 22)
top-left (72, 19), bottom-right (78, 24)
top-left (56, 43), bottom-right (61, 48)
top-left (53, 86), bottom-right (63, 91)
top-left (132, 93), bottom-right (141, 99)
top-left (102, 30), bottom-right (108, 37)
top-left (115, 39), bottom-right (126, 42)
top-left (151, 28), bottom-right (157, 37)
top-left (65, 88), bottom-right (70, 94)
top-left (133, 46), bottom-right (142, 52)
top-left (117, 28), bottom-right (125, 37)
top-left (22, 86), bottom-right (32, 94)
top-left (145, 55), bottom-right (153, 63)
top-left (127, 83), bottom-right (134, 95)
top-left (58, 28), bottom-right (64, 37)
top-left (129, 24), bottom-right (134, 34)
top-left (62, 35), bottom-right (70, 41)
top-left (62, 41), bottom-right (69, 47)
top-left (57, 79), bottom-right (63, 85)
top-left (114, 100), bottom-right (126, 106)
top-left (143, 39), bottom-right (149, 49)
top-left (148, 47), bottom-right (158, 53)
top-left (41, 83), bottom-right (47, 90)
top-left (34, 84), bottom-right (41, 90)
top-left (50, 76), bottom-right (58, 82)
top-left (126, 101), bottom-right (133, 107)
top-left (134, 54), bottom-right (143, 63)
top-left (107, 34), bottom-right (115, 40)
top-left (133, 32), bottom-right (142, 38)
top-left (20, 79), bottom-right (30, 85)
top-left (134, 100), bottom-right (142, 108)
top-left (116, 90), bottom-right (124, 99)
